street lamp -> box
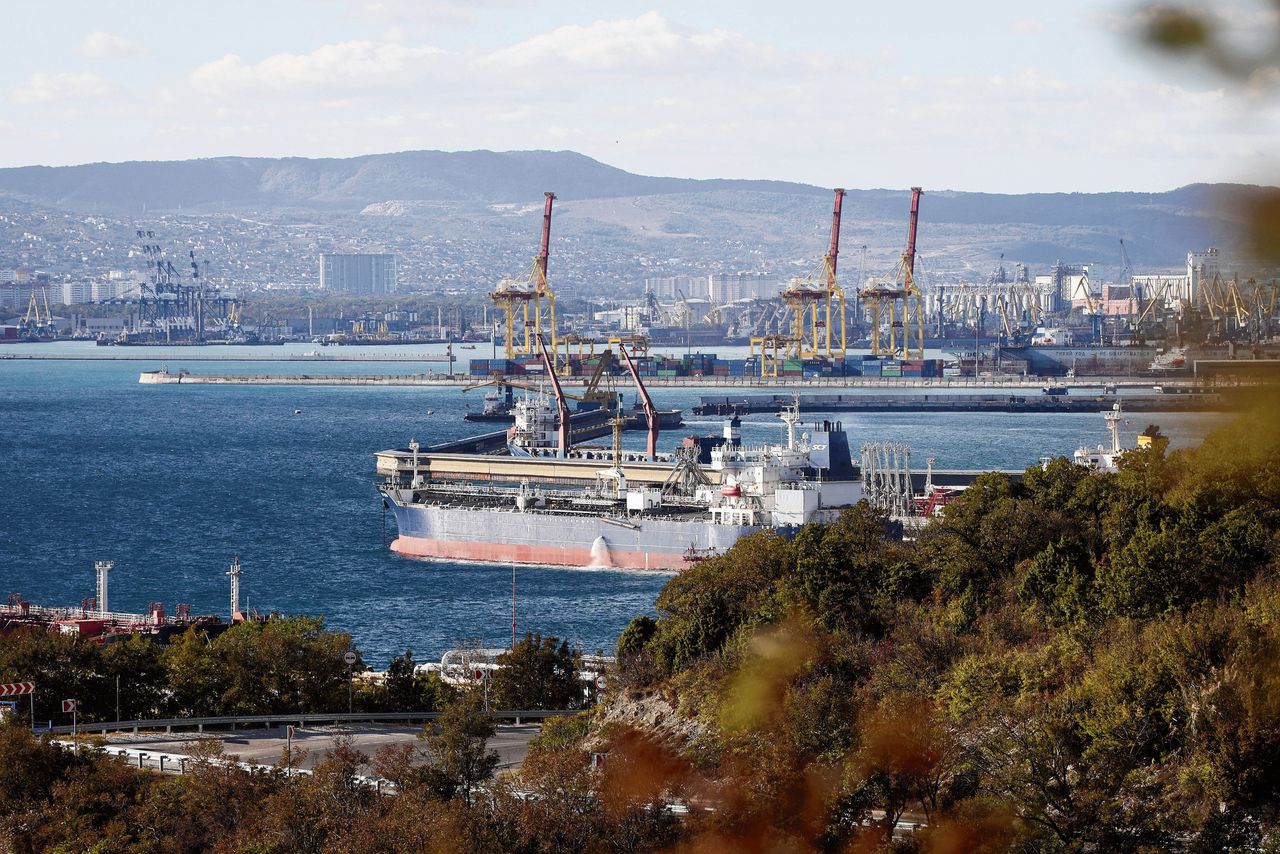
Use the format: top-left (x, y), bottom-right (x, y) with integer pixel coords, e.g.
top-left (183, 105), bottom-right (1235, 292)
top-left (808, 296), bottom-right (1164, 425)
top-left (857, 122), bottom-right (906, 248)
top-left (344, 650), bottom-right (357, 714)
top-left (115, 674), bottom-right (120, 722)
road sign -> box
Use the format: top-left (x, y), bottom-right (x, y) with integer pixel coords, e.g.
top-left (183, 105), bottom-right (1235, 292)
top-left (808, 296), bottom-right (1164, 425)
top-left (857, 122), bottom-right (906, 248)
top-left (343, 651), bottom-right (357, 666)
top-left (62, 699), bottom-right (77, 713)
top-left (0, 682), bottom-right (35, 697)
top-left (287, 725), bottom-right (296, 739)
top-left (595, 675), bottom-right (607, 690)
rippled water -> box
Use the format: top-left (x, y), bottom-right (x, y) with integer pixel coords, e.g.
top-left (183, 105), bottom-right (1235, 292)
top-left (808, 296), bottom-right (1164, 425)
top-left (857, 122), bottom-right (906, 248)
top-left (0, 345), bottom-right (1225, 666)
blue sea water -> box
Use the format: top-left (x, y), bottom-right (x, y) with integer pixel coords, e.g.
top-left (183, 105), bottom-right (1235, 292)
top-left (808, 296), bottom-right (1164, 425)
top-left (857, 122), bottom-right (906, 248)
top-left (0, 345), bottom-right (1226, 666)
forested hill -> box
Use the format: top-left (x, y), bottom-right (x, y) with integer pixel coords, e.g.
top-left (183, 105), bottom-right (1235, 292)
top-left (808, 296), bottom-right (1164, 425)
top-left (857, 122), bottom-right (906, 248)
top-left (612, 390), bottom-right (1280, 849)
top-left (0, 149), bottom-right (1263, 268)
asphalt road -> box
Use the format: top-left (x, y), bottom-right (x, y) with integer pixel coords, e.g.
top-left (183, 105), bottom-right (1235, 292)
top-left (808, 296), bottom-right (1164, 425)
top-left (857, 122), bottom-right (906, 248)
top-left (105, 722), bottom-right (540, 772)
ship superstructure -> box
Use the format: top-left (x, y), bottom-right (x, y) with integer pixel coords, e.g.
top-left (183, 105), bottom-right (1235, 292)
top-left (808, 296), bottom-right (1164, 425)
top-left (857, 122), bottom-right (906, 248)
top-left (1071, 400), bottom-right (1162, 473)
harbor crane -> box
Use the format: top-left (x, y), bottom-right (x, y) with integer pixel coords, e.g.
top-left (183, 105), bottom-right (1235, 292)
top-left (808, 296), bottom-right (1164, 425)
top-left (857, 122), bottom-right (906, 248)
top-left (762, 188), bottom-right (848, 365)
top-left (492, 193), bottom-right (558, 363)
top-left (859, 187), bottom-right (925, 358)
top-left (19, 286), bottom-right (54, 339)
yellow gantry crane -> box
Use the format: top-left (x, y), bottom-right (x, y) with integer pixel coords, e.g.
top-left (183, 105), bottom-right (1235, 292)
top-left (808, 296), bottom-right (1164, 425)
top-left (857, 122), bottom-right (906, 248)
top-left (782, 188), bottom-right (848, 359)
top-left (858, 187), bottom-right (926, 359)
top-left (752, 188), bottom-right (848, 373)
top-left (490, 192), bottom-right (558, 363)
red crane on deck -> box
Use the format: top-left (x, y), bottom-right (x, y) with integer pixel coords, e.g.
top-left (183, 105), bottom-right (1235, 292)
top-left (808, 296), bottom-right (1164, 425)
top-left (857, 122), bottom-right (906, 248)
top-left (536, 333), bottom-right (572, 457)
top-left (617, 345), bottom-right (659, 460)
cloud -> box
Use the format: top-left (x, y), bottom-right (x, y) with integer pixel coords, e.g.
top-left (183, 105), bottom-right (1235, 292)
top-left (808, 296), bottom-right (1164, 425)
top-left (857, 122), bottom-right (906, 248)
top-left (190, 12), bottom-right (783, 102)
top-left (11, 72), bottom-right (112, 105)
top-left (483, 11), bottom-right (684, 71)
top-left (1012, 19), bottom-right (1044, 34)
top-left (190, 41), bottom-right (448, 96)
top-left (79, 31), bottom-right (145, 59)
top-left (482, 12), bottom-right (777, 74)
top-left (113, 11), bottom-right (1271, 192)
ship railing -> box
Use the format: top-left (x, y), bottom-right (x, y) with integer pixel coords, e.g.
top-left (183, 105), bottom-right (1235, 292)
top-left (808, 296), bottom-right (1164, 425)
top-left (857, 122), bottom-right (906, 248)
top-left (0, 604), bottom-right (156, 624)
top-left (388, 478), bottom-right (717, 516)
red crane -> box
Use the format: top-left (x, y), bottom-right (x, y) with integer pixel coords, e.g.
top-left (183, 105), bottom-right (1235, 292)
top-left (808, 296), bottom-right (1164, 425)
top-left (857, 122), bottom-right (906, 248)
top-left (535, 191), bottom-right (555, 288)
top-left (825, 187), bottom-right (845, 286)
top-left (537, 333), bottom-right (571, 457)
top-left (904, 186), bottom-right (922, 289)
top-left (617, 345), bottom-right (659, 460)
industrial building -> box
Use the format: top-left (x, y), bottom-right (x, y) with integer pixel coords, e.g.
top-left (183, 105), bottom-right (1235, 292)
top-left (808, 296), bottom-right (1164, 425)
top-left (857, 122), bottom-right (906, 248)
top-left (644, 273), bottom-right (780, 302)
top-left (319, 253), bottom-right (398, 295)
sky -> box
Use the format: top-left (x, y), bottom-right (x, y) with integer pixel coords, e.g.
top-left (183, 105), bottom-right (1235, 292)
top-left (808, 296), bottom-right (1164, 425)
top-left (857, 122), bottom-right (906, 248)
top-left (4, 0), bottom-right (1279, 193)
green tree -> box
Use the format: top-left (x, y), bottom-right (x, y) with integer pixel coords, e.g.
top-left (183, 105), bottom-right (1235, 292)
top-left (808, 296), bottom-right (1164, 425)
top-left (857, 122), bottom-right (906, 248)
top-left (780, 503), bottom-right (888, 633)
top-left (490, 633), bottom-right (580, 710)
top-left (1018, 536), bottom-right (1096, 625)
top-left (647, 530), bottom-right (793, 675)
top-left (102, 634), bottom-right (167, 721)
top-left (423, 692), bottom-right (500, 808)
top-left (0, 627), bottom-right (105, 724)
top-left (385, 648), bottom-right (419, 710)
top-left (161, 627), bottom-right (227, 717)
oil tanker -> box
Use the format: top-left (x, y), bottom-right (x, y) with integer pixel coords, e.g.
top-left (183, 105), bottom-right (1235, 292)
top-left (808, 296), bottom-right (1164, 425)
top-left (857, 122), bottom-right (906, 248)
top-left (377, 408), bottom-right (861, 571)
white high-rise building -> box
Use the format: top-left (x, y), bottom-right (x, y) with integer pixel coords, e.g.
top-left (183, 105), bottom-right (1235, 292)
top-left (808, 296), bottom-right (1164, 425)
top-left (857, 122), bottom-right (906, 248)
top-left (320, 253), bottom-right (398, 295)
top-left (1186, 248), bottom-right (1221, 304)
top-left (60, 282), bottom-right (94, 305)
top-left (708, 273), bottom-right (780, 302)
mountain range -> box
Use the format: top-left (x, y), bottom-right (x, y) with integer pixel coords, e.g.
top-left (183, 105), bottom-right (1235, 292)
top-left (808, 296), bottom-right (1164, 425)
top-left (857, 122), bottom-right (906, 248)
top-left (0, 149), bottom-right (1265, 272)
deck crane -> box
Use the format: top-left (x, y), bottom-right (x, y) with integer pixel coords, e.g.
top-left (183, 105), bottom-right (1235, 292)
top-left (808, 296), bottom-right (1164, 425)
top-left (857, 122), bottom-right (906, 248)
top-left (536, 333), bottom-right (571, 457)
top-left (465, 349), bottom-right (620, 410)
top-left (617, 344), bottom-right (659, 460)
top-left (858, 187), bottom-right (925, 358)
top-left (491, 193), bottom-right (558, 362)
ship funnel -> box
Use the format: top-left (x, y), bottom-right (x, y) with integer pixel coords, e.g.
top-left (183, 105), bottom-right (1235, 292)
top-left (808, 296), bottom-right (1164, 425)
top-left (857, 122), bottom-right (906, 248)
top-left (724, 416), bottom-right (741, 445)
top-left (589, 536), bottom-right (612, 569)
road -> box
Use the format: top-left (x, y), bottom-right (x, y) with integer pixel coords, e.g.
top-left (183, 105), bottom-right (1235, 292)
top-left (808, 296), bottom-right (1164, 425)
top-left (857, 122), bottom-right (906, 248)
top-left (102, 722), bottom-right (540, 773)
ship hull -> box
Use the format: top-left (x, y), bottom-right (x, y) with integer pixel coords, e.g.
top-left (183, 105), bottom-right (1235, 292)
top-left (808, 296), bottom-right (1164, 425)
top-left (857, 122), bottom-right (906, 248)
top-left (997, 345), bottom-right (1157, 376)
top-left (387, 502), bottom-right (761, 571)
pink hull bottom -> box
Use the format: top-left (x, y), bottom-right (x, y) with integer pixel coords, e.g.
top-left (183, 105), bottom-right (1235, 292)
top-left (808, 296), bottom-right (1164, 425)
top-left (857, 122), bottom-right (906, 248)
top-left (390, 535), bottom-right (684, 571)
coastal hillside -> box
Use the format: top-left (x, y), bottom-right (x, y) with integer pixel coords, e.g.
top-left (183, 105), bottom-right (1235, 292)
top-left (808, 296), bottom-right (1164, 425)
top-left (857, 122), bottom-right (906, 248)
top-left (0, 150), bottom-right (1263, 269)
top-left (605, 392), bottom-right (1280, 849)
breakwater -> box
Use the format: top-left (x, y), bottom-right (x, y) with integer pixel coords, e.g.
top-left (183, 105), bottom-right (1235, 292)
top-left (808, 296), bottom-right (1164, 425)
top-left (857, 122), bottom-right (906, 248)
top-left (693, 392), bottom-right (1230, 415)
top-left (137, 369), bottom-right (1205, 391)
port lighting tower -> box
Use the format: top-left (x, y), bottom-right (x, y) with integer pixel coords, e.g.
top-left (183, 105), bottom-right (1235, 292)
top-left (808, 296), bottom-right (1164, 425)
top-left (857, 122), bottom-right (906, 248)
top-left (490, 192), bottom-right (558, 363)
top-left (228, 556), bottom-right (242, 622)
top-left (95, 561), bottom-right (113, 614)
top-left (858, 187), bottom-right (925, 359)
top-left (771, 188), bottom-right (848, 361)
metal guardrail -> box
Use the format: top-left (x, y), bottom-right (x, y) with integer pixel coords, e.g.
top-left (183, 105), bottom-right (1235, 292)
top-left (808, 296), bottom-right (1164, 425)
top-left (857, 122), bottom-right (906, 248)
top-left (44, 709), bottom-right (577, 736)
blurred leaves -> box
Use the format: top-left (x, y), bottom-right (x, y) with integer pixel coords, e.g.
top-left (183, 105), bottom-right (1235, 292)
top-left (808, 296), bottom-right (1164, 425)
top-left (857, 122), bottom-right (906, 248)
top-left (1144, 6), bottom-right (1213, 52)
top-left (1138, 2), bottom-right (1280, 265)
